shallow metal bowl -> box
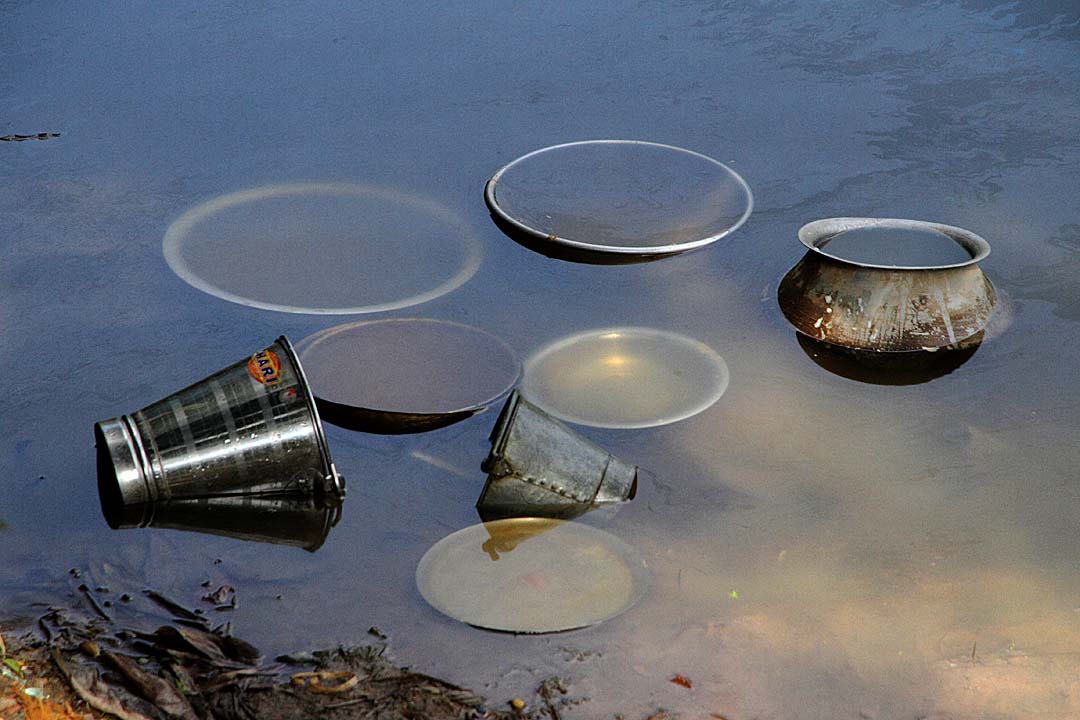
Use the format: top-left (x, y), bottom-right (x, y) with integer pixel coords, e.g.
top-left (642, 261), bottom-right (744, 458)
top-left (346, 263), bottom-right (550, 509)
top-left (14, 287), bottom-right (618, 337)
top-left (778, 218), bottom-right (996, 352)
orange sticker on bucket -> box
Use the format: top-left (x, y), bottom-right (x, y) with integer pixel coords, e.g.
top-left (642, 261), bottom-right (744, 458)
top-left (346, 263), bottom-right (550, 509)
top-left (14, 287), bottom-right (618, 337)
top-left (248, 349), bottom-right (283, 386)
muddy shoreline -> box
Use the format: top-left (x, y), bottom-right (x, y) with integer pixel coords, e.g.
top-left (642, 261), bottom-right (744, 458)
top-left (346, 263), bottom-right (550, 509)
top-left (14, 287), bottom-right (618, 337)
top-left (0, 577), bottom-right (608, 720)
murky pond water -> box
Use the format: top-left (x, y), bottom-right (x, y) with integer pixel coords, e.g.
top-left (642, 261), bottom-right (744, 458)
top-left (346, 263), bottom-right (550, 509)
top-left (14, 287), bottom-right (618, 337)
top-left (3, 1), bottom-right (1079, 717)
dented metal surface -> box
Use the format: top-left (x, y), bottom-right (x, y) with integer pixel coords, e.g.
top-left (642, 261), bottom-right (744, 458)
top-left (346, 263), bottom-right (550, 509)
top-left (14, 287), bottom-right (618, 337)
top-left (778, 218), bottom-right (996, 352)
top-left (477, 391), bottom-right (637, 521)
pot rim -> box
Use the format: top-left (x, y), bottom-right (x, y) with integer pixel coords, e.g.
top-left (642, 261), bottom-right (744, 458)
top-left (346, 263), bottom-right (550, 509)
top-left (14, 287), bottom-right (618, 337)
top-left (799, 217), bottom-right (991, 270)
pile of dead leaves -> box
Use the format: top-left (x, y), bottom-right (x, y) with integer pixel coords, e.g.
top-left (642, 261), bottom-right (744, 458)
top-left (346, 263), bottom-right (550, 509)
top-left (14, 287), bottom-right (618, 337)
top-left (0, 577), bottom-right (584, 720)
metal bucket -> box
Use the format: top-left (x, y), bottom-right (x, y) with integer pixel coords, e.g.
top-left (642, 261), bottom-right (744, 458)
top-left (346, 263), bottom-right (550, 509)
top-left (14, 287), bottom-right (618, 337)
top-left (778, 218), bottom-right (995, 352)
top-left (477, 391), bottom-right (637, 521)
top-left (95, 336), bottom-right (345, 526)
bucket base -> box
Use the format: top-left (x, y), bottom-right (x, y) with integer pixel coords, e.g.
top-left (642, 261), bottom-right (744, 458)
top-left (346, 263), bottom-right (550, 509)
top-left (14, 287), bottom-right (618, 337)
top-left (95, 417), bottom-right (155, 527)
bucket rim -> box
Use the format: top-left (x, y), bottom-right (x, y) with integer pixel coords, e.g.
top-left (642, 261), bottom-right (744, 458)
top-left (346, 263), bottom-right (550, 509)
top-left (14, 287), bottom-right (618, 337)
top-left (274, 335), bottom-right (346, 500)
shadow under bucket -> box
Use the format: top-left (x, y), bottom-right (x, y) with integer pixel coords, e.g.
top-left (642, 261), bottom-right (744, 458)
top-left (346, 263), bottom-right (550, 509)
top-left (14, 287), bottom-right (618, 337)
top-left (95, 336), bottom-right (345, 528)
top-left (100, 494), bottom-right (341, 552)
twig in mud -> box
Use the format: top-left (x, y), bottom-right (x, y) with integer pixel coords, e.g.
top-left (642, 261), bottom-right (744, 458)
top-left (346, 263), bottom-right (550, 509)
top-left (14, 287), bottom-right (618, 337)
top-left (324, 698), bottom-right (368, 709)
top-left (38, 615), bottom-right (54, 644)
top-left (1, 132), bottom-right (61, 142)
top-left (143, 590), bottom-right (207, 624)
top-left (971, 640), bottom-right (977, 663)
top-left (78, 585), bottom-right (112, 621)
top-left (538, 677), bottom-right (568, 720)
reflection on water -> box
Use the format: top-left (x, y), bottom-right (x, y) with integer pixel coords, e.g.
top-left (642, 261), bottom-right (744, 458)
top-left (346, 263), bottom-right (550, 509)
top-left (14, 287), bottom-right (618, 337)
top-left (163, 183), bottom-right (482, 314)
top-left (488, 209), bottom-right (685, 265)
top-left (101, 494), bottom-right (341, 553)
top-left (1006, 223), bottom-right (1080, 322)
top-left (651, 298), bottom-right (1080, 716)
top-left (416, 518), bottom-right (648, 634)
top-left (521, 328), bottom-right (729, 428)
top-left (795, 331), bottom-right (984, 385)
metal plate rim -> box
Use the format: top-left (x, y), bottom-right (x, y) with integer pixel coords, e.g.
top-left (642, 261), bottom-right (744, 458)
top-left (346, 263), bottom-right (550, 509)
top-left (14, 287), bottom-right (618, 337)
top-left (484, 139), bottom-right (753, 256)
top-left (163, 182), bottom-right (483, 315)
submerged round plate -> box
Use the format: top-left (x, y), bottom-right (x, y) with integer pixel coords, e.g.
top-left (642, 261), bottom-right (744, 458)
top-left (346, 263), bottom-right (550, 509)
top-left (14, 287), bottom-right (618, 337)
top-left (484, 140), bottom-right (752, 257)
top-left (416, 518), bottom-right (649, 634)
top-left (164, 183), bottom-right (482, 314)
top-left (521, 328), bottom-right (729, 429)
top-left (297, 319), bottom-right (520, 433)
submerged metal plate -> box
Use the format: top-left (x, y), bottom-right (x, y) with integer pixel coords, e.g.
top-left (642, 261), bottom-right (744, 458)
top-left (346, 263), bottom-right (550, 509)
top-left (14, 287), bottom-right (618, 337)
top-left (521, 328), bottom-right (729, 429)
top-left (484, 140), bottom-right (752, 258)
top-left (164, 183), bottom-right (482, 314)
top-left (416, 518), bottom-right (649, 634)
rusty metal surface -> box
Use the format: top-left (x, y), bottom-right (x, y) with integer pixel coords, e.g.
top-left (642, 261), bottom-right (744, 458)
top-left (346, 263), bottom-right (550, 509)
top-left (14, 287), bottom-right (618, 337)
top-left (778, 218), bottom-right (996, 352)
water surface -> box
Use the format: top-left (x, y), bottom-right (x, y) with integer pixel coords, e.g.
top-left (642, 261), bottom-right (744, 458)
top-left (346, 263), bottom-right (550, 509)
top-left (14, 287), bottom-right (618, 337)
top-left (2, 1), bottom-right (1079, 718)
top-left (820, 225), bottom-right (974, 267)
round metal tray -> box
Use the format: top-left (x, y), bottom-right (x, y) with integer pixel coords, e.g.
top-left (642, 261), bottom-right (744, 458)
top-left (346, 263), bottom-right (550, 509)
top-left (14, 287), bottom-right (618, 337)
top-left (485, 140), bottom-right (752, 259)
top-left (417, 518), bottom-right (649, 634)
top-left (298, 318), bottom-right (520, 434)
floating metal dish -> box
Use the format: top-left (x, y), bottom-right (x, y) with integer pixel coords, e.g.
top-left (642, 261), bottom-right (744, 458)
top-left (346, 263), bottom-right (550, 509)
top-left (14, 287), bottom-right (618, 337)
top-left (416, 518), bottom-right (649, 634)
top-left (297, 319), bottom-right (520, 435)
top-left (163, 183), bottom-right (482, 315)
top-left (484, 140), bottom-right (752, 262)
top-left (778, 218), bottom-right (995, 352)
top-left (521, 327), bottom-right (729, 429)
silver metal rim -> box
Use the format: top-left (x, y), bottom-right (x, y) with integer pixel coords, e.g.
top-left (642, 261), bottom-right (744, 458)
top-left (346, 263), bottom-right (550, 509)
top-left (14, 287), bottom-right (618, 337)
top-left (798, 217), bottom-right (991, 270)
top-left (484, 139), bottom-right (754, 256)
top-left (275, 335), bottom-right (346, 499)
